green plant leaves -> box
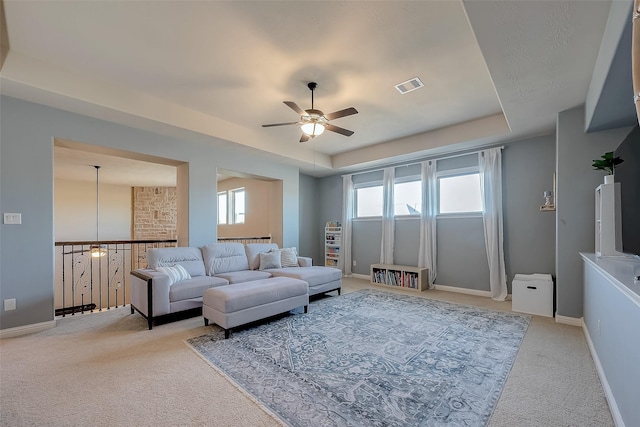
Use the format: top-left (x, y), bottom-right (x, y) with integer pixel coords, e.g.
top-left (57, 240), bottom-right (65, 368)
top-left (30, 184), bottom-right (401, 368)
top-left (592, 151), bottom-right (623, 174)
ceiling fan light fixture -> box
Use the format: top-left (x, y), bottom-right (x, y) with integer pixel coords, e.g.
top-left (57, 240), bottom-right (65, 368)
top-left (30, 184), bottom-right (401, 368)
top-left (301, 121), bottom-right (325, 137)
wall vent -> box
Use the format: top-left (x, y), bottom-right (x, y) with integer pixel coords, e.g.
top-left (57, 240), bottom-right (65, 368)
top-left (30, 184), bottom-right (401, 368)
top-left (395, 77), bottom-right (424, 94)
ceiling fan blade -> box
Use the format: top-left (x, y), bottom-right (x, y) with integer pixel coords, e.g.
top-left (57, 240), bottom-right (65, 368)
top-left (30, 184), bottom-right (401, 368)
top-left (262, 121), bottom-right (299, 128)
top-left (325, 107), bottom-right (358, 121)
top-left (299, 133), bottom-right (310, 143)
top-left (283, 101), bottom-right (306, 116)
top-left (325, 123), bottom-right (354, 137)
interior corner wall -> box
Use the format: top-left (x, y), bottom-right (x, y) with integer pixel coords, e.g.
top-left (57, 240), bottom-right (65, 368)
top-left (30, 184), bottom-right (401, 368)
top-left (317, 174), bottom-right (343, 266)
top-left (298, 173), bottom-right (321, 263)
top-left (0, 95), bottom-right (300, 330)
top-left (176, 163), bottom-right (189, 247)
top-left (269, 180), bottom-right (283, 247)
top-left (556, 105), bottom-right (632, 318)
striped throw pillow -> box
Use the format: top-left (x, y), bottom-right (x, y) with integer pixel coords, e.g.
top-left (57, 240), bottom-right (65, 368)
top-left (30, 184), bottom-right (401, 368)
top-left (271, 247), bottom-right (298, 268)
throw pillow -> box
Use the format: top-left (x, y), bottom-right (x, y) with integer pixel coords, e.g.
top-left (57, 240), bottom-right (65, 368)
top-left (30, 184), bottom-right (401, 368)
top-left (156, 265), bottom-right (191, 285)
top-left (270, 247), bottom-right (298, 268)
top-left (259, 251), bottom-right (282, 270)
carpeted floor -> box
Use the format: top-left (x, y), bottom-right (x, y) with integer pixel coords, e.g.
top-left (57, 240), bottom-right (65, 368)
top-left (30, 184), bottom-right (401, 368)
top-left (0, 278), bottom-right (614, 426)
top-left (187, 289), bottom-right (531, 426)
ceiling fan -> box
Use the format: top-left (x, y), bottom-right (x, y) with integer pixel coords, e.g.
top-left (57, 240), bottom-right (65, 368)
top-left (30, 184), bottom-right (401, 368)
top-left (262, 82), bottom-right (358, 143)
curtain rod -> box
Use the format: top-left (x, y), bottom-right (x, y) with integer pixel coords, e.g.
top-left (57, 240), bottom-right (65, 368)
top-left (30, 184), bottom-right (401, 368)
top-left (341, 145), bottom-right (505, 178)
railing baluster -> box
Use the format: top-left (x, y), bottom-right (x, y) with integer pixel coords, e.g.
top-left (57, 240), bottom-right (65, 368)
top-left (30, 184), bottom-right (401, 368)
top-left (61, 245), bottom-right (66, 317)
top-left (71, 245), bottom-right (75, 316)
top-left (55, 239), bottom-right (177, 316)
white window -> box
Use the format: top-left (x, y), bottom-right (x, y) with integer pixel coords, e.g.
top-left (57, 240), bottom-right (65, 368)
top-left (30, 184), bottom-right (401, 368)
top-left (231, 188), bottom-right (245, 224)
top-left (218, 187), bottom-right (245, 224)
top-left (355, 178), bottom-right (422, 218)
top-left (355, 184), bottom-right (383, 218)
top-left (217, 192), bottom-right (227, 224)
top-left (438, 169), bottom-right (483, 215)
top-left (394, 179), bottom-right (421, 216)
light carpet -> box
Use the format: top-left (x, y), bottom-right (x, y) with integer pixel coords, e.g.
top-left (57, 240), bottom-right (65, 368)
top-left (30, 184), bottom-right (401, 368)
top-left (187, 289), bottom-right (530, 427)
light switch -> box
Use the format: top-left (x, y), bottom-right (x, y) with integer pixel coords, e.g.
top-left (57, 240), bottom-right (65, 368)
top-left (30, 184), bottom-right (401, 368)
top-left (3, 213), bottom-right (22, 225)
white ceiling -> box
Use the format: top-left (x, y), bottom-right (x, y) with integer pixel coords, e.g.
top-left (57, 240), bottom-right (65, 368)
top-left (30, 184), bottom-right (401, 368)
top-left (0, 0), bottom-right (618, 184)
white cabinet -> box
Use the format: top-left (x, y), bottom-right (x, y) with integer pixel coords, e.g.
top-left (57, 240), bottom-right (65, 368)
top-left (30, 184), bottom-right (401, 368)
top-left (595, 183), bottom-right (623, 257)
top-left (325, 225), bottom-right (341, 267)
top-left (370, 264), bottom-right (428, 292)
top-left (582, 253), bottom-right (640, 427)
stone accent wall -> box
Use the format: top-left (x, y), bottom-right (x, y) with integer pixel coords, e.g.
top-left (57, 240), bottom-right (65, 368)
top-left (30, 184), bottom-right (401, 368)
top-left (132, 187), bottom-right (177, 240)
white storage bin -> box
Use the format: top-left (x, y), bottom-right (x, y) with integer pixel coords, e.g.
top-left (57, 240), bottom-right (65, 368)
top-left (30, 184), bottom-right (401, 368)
top-left (512, 273), bottom-right (554, 317)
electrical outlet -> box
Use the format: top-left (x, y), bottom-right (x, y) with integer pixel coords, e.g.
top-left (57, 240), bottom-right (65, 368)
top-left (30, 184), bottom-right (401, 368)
top-left (597, 319), bottom-right (601, 336)
top-left (4, 299), bottom-right (16, 311)
top-left (352, 260), bottom-right (357, 267)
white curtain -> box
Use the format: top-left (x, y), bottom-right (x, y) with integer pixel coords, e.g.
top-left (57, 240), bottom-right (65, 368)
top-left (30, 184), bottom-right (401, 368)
top-left (380, 167), bottom-right (395, 264)
top-left (418, 160), bottom-right (437, 287)
top-left (479, 148), bottom-right (508, 301)
top-left (339, 174), bottom-right (354, 276)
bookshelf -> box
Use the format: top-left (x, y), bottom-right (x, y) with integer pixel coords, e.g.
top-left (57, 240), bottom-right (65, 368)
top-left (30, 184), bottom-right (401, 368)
top-left (325, 223), bottom-right (342, 267)
top-left (370, 264), bottom-right (428, 292)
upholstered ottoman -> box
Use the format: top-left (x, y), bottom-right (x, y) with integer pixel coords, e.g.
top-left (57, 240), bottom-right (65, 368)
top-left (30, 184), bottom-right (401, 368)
top-left (203, 277), bottom-right (309, 338)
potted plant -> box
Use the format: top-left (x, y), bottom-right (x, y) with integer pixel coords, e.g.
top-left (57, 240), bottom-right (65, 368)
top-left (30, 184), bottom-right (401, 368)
top-left (592, 151), bottom-right (623, 184)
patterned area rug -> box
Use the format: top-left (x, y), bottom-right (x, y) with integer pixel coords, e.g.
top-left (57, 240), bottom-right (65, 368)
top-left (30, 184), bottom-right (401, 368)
top-left (187, 289), bottom-right (530, 427)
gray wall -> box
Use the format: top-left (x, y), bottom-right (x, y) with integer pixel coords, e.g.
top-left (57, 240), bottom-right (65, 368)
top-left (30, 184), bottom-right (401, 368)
top-left (317, 134), bottom-right (557, 294)
top-left (317, 174), bottom-right (343, 266)
top-left (0, 95), bottom-right (301, 330)
top-left (556, 106), bottom-right (631, 318)
top-left (298, 173), bottom-right (322, 264)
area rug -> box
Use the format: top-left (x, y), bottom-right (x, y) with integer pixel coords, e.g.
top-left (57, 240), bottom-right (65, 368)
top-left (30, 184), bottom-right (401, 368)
top-left (186, 289), bottom-right (530, 427)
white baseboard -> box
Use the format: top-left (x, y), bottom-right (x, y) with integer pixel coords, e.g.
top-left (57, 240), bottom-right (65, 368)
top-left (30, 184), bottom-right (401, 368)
top-left (554, 314), bottom-right (583, 327)
top-left (0, 320), bottom-right (56, 339)
top-left (433, 284), bottom-right (492, 298)
top-left (351, 273), bottom-right (369, 281)
top-left (582, 323), bottom-right (625, 427)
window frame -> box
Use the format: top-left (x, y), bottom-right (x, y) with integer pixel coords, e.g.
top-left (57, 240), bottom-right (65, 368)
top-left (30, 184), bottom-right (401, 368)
top-left (354, 180), bottom-right (383, 220)
top-left (217, 191), bottom-right (228, 225)
top-left (436, 166), bottom-right (483, 218)
top-left (230, 187), bottom-right (245, 224)
top-left (393, 174), bottom-right (422, 218)
top-left (217, 187), bottom-right (246, 225)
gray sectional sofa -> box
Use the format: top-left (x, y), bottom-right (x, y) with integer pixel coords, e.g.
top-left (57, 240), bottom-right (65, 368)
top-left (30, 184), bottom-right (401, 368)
top-left (130, 243), bottom-right (341, 329)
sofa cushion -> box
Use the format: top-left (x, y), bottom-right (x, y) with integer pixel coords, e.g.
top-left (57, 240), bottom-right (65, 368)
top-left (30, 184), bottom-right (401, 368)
top-left (259, 251), bottom-right (281, 270)
top-left (156, 265), bottom-right (191, 285)
top-left (266, 266), bottom-right (342, 287)
top-left (245, 243), bottom-right (279, 270)
top-left (169, 275), bottom-right (229, 302)
top-left (214, 270), bottom-right (272, 284)
top-left (203, 277), bottom-right (308, 313)
top-left (147, 247), bottom-right (206, 277)
top-left (201, 243), bottom-right (249, 275)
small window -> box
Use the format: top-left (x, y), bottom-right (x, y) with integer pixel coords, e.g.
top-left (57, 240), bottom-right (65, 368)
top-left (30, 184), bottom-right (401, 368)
top-left (438, 171), bottom-right (483, 215)
top-left (231, 188), bottom-right (245, 224)
top-left (355, 185), bottom-right (383, 218)
top-left (394, 179), bottom-right (421, 216)
top-left (217, 192), bottom-right (228, 224)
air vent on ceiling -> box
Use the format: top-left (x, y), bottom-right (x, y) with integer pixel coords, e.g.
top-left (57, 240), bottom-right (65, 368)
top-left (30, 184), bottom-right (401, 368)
top-left (395, 77), bottom-right (424, 94)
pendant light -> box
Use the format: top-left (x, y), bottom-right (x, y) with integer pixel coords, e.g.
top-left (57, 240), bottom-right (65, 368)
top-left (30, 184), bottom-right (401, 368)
top-left (90, 165), bottom-right (107, 258)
